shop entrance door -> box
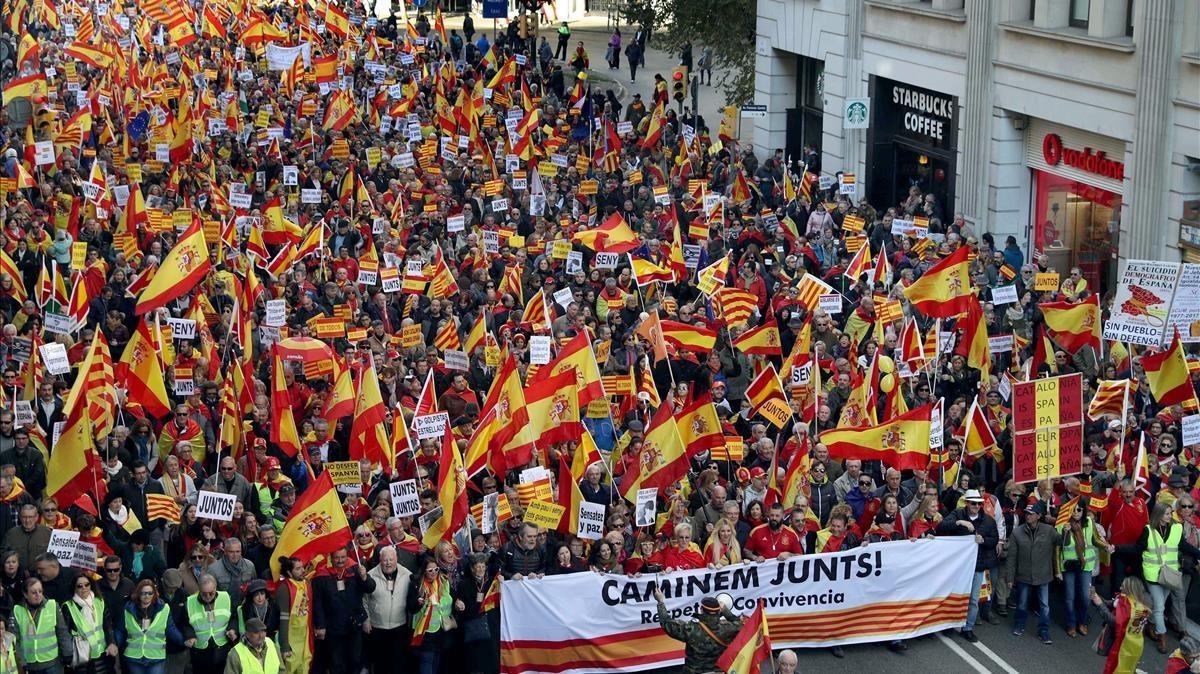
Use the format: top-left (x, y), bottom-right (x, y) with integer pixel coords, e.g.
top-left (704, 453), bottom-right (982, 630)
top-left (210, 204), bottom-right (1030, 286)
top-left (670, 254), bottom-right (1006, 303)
top-left (893, 142), bottom-right (952, 219)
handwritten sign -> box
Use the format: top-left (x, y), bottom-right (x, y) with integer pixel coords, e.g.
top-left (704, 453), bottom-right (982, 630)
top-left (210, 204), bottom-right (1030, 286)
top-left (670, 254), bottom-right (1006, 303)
top-left (71, 541), bottom-right (97, 571)
top-left (529, 336), bottom-right (552, 365)
top-left (326, 461), bottom-right (361, 485)
top-left (992, 284), bottom-right (1018, 305)
top-left (195, 490), bottom-right (237, 522)
top-left (818, 294), bottom-right (842, 315)
top-left (39, 343), bottom-right (70, 375)
top-left (414, 411), bottom-right (450, 440)
top-left (523, 500), bottom-right (565, 530)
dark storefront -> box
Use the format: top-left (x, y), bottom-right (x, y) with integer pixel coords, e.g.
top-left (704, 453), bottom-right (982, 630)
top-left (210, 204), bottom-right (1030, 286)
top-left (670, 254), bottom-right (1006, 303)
top-left (784, 56), bottom-right (824, 170)
top-left (866, 76), bottom-right (958, 216)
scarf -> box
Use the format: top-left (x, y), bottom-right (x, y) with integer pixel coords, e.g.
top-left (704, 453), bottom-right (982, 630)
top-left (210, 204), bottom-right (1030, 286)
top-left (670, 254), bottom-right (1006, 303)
top-left (103, 460), bottom-right (124, 478)
top-left (1070, 520), bottom-right (1086, 564)
top-left (411, 574), bottom-right (444, 646)
top-left (161, 472), bottom-right (188, 499)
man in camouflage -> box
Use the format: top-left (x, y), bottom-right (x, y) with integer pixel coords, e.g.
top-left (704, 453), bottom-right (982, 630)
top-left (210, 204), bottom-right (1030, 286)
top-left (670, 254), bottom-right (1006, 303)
top-left (654, 590), bottom-right (744, 674)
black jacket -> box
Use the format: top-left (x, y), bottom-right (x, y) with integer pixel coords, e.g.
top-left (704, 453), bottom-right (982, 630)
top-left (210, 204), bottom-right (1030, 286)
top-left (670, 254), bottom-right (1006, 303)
top-left (937, 508), bottom-right (1000, 571)
top-left (499, 542), bottom-right (548, 579)
top-left (312, 564), bottom-right (375, 635)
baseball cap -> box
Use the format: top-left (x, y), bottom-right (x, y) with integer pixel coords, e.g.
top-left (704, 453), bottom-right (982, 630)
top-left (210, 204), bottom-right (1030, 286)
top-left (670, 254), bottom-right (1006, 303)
top-left (264, 457), bottom-right (281, 470)
top-left (749, 467), bottom-right (766, 479)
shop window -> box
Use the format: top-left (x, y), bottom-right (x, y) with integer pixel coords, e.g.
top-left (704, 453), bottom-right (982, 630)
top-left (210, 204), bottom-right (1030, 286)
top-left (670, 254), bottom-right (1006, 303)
top-left (1125, 0), bottom-right (1134, 36)
top-left (1069, 0), bottom-right (1090, 28)
top-left (1034, 170), bottom-right (1121, 295)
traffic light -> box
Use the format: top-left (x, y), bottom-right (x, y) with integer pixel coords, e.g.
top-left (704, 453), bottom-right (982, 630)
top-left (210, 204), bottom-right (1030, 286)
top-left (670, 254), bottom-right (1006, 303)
top-left (672, 68), bottom-right (687, 103)
top-left (518, 14), bottom-right (532, 39)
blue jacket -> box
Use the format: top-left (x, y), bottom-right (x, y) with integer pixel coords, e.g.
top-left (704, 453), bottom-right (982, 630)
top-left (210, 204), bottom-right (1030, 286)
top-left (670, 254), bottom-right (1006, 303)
top-left (115, 600), bottom-right (185, 657)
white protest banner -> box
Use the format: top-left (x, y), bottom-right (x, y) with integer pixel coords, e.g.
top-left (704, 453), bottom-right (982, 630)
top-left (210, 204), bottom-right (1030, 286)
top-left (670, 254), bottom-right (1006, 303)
top-left (577, 502), bottom-right (605, 540)
top-left (529, 336), bottom-right (552, 365)
top-left (594, 252), bottom-right (619, 270)
top-left (13, 400), bottom-right (33, 427)
top-left (1184, 415), bottom-right (1200, 447)
top-left (43, 313), bottom-right (74, 335)
top-left (414, 411), bottom-right (450, 440)
top-left (390, 480), bottom-right (421, 517)
top-left (447, 214), bottom-right (465, 232)
top-left (48, 529), bottom-right (81, 565)
top-left (229, 191), bottom-right (253, 209)
top-left (444, 349), bottom-right (469, 371)
top-left (195, 490), bottom-right (237, 522)
top-left (301, 188), bottom-right (323, 204)
top-left (265, 42), bottom-right (312, 70)
top-left (991, 284), bottom-right (1019, 305)
top-left (39, 343), bottom-right (70, 375)
top-left (499, 538), bottom-right (975, 672)
top-left (988, 334), bottom-right (1013, 353)
top-left (818, 294), bottom-right (842, 315)
top-left (34, 141), bottom-right (56, 166)
top-left (264, 300), bottom-right (287, 327)
top-left (1104, 260), bottom-right (1180, 347)
top-left (553, 287), bottom-right (575, 308)
top-left (635, 488), bottom-right (657, 528)
top-left (166, 317), bottom-right (197, 340)
top-left (71, 540), bottom-right (98, 571)
top-left (1166, 263), bottom-right (1200, 344)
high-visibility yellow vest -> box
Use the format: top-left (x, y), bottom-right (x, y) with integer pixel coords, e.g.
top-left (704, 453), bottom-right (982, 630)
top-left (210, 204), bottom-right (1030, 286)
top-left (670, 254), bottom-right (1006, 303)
top-left (13, 599), bottom-right (60, 664)
top-left (1143, 523), bottom-right (1183, 583)
top-left (187, 592), bottom-right (232, 648)
top-left (0, 635), bottom-right (16, 674)
top-left (231, 638), bottom-right (282, 674)
top-left (124, 607), bottom-right (169, 661)
top-left (65, 597), bottom-right (107, 660)
top-left (1058, 521), bottom-right (1098, 573)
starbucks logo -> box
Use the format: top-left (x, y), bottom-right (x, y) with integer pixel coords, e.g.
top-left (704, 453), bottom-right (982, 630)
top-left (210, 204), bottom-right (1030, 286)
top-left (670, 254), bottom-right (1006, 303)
top-left (846, 101), bottom-right (868, 125)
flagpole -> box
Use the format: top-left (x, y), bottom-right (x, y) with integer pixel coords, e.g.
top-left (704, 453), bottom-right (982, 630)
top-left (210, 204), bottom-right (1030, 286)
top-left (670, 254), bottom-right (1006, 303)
top-left (1118, 377), bottom-right (1131, 476)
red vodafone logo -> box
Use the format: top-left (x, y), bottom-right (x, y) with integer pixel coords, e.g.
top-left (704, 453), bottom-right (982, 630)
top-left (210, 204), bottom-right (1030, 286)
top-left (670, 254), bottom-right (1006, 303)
top-left (1042, 133), bottom-right (1063, 166)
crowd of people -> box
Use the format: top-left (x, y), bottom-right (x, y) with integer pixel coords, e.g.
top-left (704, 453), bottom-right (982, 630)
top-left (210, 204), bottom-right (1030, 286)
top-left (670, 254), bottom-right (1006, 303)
top-left (1, 2), bottom-right (1199, 674)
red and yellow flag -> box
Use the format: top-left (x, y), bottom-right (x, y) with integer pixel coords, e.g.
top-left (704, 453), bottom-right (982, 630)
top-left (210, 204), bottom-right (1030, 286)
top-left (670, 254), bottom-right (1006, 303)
top-left (526, 371), bottom-right (582, 445)
top-left (674, 391), bottom-right (725, 457)
top-left (571, 213), bottom-right (641, 254)
top-left (1040, 295), bottom-right (1101, 355)
top-left (556, 454), bottom-right (583, 535)
top-left (732, 318), bottom-right (782, 357)
top-left (618, 402), bottom-right (687, 501)
top-left (350, 358), bottom-right (393, 471)
top-left (821, 404), bottom-right (935, 471)
top-left (715, 603), bottom-right (772, 674)
top-left (745, 364), bottom-right (794, 429)
top-left (902, 245), bottom-right (972, 318)
top-left (116, 318), bottom-right (172, 419)
top-left (660, 320), bottom-right (717, 353)
top-left (135, 219), bottom-right (210, 315)
top-left (955, 296), bottom-right (991, 381)
top-left (270, 351), bottom-right (302, 457)
top-left (422, 423), bottom-right (469, 549)
top-left (271, 471), bottom-right (352, 577)
top-left (1141, 329), bottom-right (1194, 407)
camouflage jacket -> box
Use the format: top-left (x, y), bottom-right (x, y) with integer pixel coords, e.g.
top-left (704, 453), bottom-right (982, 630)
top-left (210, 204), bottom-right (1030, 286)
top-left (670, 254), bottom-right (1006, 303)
top-left (657, 602), bottom-right (744, 674)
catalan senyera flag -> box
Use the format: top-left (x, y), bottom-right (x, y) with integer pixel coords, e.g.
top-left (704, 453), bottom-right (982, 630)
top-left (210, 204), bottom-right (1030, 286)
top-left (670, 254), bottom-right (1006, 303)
top-left (745, 364), bottom-right (794, 429)
top-left (715, 603), bottom-right (772, 674)
top-left (794, 273), bottom-right (835, 312)
top-left (116, 317), bottom-right (172, 419)
top-left (660, 320), bottom-right (717, 353)
top-left (422, 423), bottom-right (469, 549)
top-left (135, 219), bottom-right (209, 315)
top-left (902, 245), bottom-right (972, 318)
top-left (1088, 379), bottom-right (1135, 420)
top-left (571, 213), bottom-right (641, 254)
top-left (271, 471), bottom-right (352, 577)
top-left (1056, 495), bottom-right (1080, 528)
top-left (716, 287), bottom-right (757, 327)
top-left (1141, 329), bottom-right (1194, 407)
top-left (270, 351), bottom-right (302, 457)
top-left (146, 493), bottom-right (181, 523)
top-left (732, 318), bottom-right (782, 357)
top-left (1040, 295), bottom-right (1101, 355)
top-left (821, 404), bottom-right (935, 471)
top-left (675, 391), bottom-right (725, 457)
top-left (618, 401), bottom-right (687, 500)
top-left (83, 330), bottom-right (117, 440)
top-left (0, 249), bottom-right (27, 304)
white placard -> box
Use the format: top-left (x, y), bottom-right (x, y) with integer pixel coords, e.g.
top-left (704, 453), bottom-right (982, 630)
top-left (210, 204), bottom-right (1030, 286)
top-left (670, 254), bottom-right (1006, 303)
top-left (635, 488), bottom-right (657, 528)
top-left (481, 492), bottom-right (499, 535)
top-left (987, 334), bottom-right (1013, 353)
top-left (1183, 415), bottom-right (1200, 447)
top-left (196, 490), bottom-right (238, 522)
top-left (616, 121), bottom-right (633, 135)
top-left (282, 165), bottom-right (299, 186)
top-left (13, 400), bottom-right (33, 427)
top-left (155, 144), bottom-right (170, 163)
top-left (52, 421), bottom-right (63, 449)
top-left (229, 191), bottom-right (253, 209)
top-left (264, 299), bottom-right (287, 327)
top-left (419, 506), bottom-right (442, 538)
top-left (389, 479), bottom-right (421, 517)
top-left (566, 252), bottom-right (584, 275)
top-left (553, 287), bottom-right (575, 308)
top-left (551, 154), bottom-right (569, 168)
top-left (529, 336), bottom-right (552, 365)
top-left (174, 372), bottom-right (194, 397)
top-left (818, 294), bottom-right (842, 315)
top-left (43, 313), bottom-right (74, 334)
top-left (71, 540), bottom-right (97, 571)
top-left (577, 501), bottom-right (605, 540)
top-left (166, 317), bottom-right (197, 340)
top-left (595, 252), bottom-right (619, 270)
top-left (444, 349), bottom-right (468, 371)
top-left (491, 198), bottom-right (509, 212)
top-left (682, 245), bottom-right (702, 269)
top-left (447, 214), bottom-right (465, 232)
top-left (39, 343), bottom-right (70, 375)
top-left (34, 141), bottom-right (55, 166)
top-left (929, 403), bottom-right (943, 450)
top-left (414, 411), bottom-right (450, 440)
top-left (991, 284), bottom-right (1019, 305)
top-left (47, 529), bottom-right (80, 565)
top-left (301, 188), bottom-right (323, 204)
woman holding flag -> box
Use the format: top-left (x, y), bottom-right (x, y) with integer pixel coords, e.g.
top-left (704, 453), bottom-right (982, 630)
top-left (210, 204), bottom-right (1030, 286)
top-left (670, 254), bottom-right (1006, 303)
top-left (1055, 497), bottom-right (1112, 637)
top-left (407, 554), bottom-right (454, 674)
top-left (1091, 578), bottom-right (1152, 674)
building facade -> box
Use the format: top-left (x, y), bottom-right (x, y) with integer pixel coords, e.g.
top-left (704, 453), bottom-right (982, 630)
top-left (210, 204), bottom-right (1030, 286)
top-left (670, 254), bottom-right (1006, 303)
top-left (754, 0), bottom-right (1200, 292)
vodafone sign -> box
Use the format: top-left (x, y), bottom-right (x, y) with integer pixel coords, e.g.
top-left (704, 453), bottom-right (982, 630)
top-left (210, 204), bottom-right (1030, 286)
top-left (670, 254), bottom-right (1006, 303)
top-left (1042, 133), bottom-right (1125, 181)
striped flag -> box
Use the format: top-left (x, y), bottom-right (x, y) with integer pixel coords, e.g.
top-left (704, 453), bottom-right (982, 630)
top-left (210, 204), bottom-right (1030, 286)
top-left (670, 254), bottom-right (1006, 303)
top-left (1056, 495), bottom-right (1080, 527)
top-left (716, 288), bottom-right (758, 327)
top-left (433, 319), bottom-right (461, 352)
top-left (1088, 379), bottom-right (1134, 420)
top-left (146, 493), bottom-right (181, 523)
top-left (480, 573), bottom-right (502, 612)
top-left (715, 603), bottom-right (771, 674)
top-left (795, 273), bottom-right (835, 312)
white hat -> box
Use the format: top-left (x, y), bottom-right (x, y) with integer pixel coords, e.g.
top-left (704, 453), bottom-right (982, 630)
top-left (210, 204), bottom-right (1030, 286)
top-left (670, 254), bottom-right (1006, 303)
top-left (964, 489), bottom-right (984, 502)
top-left (1108, 420), bottom-right (1122, 430)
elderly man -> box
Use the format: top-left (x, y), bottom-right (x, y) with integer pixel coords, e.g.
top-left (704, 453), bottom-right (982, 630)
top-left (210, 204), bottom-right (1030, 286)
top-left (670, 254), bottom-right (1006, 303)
top-left (3, 503), bottom-right (50, 568)
top-left (204, 456), bottom-right (258, 511)
top-left (208, 538), bottom-right (256, 606)
top-left (363, 546), bottom-right (412, 670)
top-left (691, 485), bottom-right (727, 546)
top-left (500, 522), bottom-right (548, 580)
top-left (224, 617), bottom-right (280, 674)
top-left (182, 574), bottom-right (240, 674)
top-left (579, 463), bottom-right (613, 506)
top-left (833, 459), bottom-right (867, 501)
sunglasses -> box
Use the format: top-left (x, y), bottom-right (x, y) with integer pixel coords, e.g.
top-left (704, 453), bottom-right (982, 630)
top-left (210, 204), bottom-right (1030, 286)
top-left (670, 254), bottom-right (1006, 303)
top-left (105, 568), bottom-right (121, 574)
top-left (139, 591), bottom-right (155, 597)
top-left (859, 480), bottom-right (872, 486)
top-left (1183, 505), bottom-right (1196, 510)
top-left (76, 583), bottom-right (90, 589)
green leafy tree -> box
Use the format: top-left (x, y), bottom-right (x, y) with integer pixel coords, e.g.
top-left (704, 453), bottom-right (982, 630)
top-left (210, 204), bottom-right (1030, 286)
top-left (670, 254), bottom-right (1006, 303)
top-left (620, 0), bottom-right (755, 105)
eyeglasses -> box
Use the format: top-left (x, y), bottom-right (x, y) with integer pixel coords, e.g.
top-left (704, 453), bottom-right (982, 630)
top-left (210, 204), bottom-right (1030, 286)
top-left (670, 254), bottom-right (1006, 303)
top-left (191, 556), bottom-right (205, 561)
top-left (1182, 505), bottom-right (1196, 510)
top-left (139, 591), bottom-right (155, 597)
top-left (41, 508), bottom-right (55, 514)
top-left (859, 480), bottom-right (872, 486)
top-left (221, 467), bottom-right (235, 472)
top-left (75, 583), bottom-right (90, 589)
top-left (104, 568), bottom-right (121, 574)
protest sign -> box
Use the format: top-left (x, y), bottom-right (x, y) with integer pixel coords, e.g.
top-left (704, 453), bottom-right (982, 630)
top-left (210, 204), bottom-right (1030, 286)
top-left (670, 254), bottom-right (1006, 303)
top-left (39, 343), bottom-right (70, 375)
top-left (390, 480), bottom-right (421, 517)
top-left (635, 488), bottom-right (657, 528)
top-left (326, 461), bottom-right (361, 485)
top-left (196, 491), bottom-right (237, 521)
top-left (1012, 373), bottom-right (1083, 483)
top-left (1104, 260), bottom-right (1180, 347)
top-left (523, 500), bottom-right (565, 530)
top-left (414, 412), bottom-right (449, 439)
top-left (48, 529), bottom-right (81, 565)
top-left (577, 502), bottom-right (606, 540)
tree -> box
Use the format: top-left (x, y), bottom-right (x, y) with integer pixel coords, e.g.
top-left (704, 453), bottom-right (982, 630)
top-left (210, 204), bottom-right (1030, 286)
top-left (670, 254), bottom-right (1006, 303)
top-left (621, 0), bottom-right (756, 106)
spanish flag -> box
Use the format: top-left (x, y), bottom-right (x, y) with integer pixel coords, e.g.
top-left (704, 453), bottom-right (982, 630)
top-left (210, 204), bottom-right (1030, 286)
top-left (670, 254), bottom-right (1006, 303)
top-left (745, 363), bottom-right (794, 429)
top-left (1040, 295), bottom-right (1101, 355)
top-left (821, 404), bottom-right (934, 471)
top-left (46, 334), bottom-right (104, 510)
top-left (555, 454), bottom-right (583, 535)
top-left (660, 320), bottom-right (717, 353)
top-left (955, 296), bottom-right (991, 381)
top-left (422, 423), bottom-right (469, 549)
top-left (481, 352), bottom-right (534, 473)
top-left (351, 358), bottom-right (393, 470)
top-left (715, 603), bottom-right (771, 674)
top-left (464, 309), bottom-right (487, 355)
top-left (571, 213), bottom-right (641, 254)
top-left (842, 239), bottom-right (871, 282)
top-left (463, 406), bottom-right (502, 478)
top-left (732, 317), bottom-right (782, 357)
top-left (115, 318), bottom-right (172, 419)
top-left (902, 245), bottom-right (972, 318)
top-left (525, 371), bottom-right (582, 445)
top-left (270, 350), bottom-right (302, 457)
top-left (323, 89), bottom-right (357, 131)
top-left (528, 332), bottom-right (606, 406)
top-left (134, 219), bottom-right (210, 315)
top-left (630, 256), bottom-right (675, 286)
top-left (674, 391), bottom-right (725, 456)
top-left (271, 472), bottom-right (352, 577)
top-left (1141, 329), bottom-right (1195, 407)
top-left (618, 402), bottom-right (687, 501)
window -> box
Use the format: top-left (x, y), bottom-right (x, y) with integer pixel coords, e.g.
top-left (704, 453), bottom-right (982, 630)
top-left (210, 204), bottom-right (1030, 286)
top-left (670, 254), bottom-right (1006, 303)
top-left (1125, 0), bottom-right (1134, 37)
top-left (1069, 0), bottom-right (1090, 28)
top-left (1029, 0), bottom-right (1036, 21)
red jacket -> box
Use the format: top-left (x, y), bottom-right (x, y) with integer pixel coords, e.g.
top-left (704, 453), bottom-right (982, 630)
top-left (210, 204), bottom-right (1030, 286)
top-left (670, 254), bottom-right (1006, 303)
top-left (1102, 495), bottom-right (1149, 546)
top-left (744, 523), bottom-right (803, 559)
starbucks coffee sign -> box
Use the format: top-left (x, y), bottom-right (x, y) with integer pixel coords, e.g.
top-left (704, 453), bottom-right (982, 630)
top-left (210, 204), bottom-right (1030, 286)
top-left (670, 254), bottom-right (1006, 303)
top-left (843, 98), bottom-right (870, 129)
